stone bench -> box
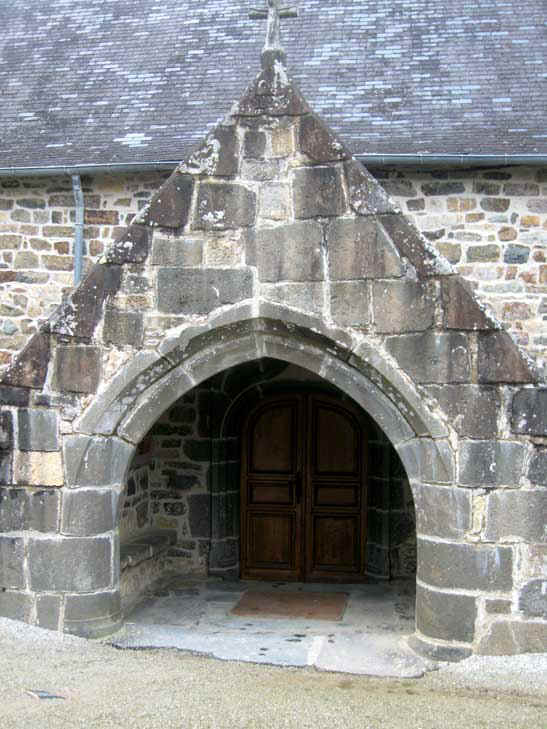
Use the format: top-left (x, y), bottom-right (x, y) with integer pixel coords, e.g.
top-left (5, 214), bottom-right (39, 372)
top-left (120, 530), bottom-right (177, 612)
top-left (120, 530), bottom-right (177, 571)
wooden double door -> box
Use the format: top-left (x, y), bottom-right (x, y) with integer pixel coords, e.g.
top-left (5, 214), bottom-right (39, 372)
top-left (240, 392), bottom-right (369, 582)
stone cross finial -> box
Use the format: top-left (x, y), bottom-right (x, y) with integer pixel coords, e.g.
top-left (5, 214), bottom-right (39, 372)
top-left (249, 0), bottom-right (298, 52)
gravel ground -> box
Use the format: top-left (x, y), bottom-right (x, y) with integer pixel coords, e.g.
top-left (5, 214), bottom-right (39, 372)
top-left (1, 618), bottom-right (545, 729)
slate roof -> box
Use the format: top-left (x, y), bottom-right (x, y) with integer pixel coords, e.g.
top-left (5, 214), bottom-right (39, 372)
top-left (0, 0), bottom-right (545, 169)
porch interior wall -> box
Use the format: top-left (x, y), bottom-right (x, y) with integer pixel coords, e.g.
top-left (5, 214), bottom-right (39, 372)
top-left (119, 358), bottom-right (416, 606)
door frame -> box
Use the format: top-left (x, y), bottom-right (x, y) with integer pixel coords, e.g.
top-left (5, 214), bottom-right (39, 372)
top-left (240, 390), bottom-right (369, 583)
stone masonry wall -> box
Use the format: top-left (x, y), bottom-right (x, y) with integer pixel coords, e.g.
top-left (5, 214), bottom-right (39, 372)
top-left (0, 172), bottom-right (168, 369)
top-left (0, 166), bottom-right (546, 372)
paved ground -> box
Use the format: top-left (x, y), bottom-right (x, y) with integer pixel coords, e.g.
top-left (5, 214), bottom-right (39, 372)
top-left (1, 616), bottom-right (546, 729)
top-left (114, 577), bottom-right (430, 678)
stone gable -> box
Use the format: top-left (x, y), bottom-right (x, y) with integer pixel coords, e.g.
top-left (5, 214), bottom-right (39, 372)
top-left (0, 53), bottom-right (545, 658)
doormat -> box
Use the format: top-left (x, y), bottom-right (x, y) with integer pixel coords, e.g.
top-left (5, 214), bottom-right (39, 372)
top-left (231, 591), bottom-right (348, 621)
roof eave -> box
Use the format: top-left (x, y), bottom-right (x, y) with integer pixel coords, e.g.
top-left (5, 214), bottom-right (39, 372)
top-left (0, 154), bottom-right (545, 177)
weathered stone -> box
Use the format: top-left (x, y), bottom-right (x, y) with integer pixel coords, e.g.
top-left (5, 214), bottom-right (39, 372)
top-left (222, 358), bottom-right (288, 399)
top-left (292, 166), bottom-right (346, 218)
top-left (518, 579), bottom-right (547, 618)
top-left (397, 439), bottom-right (454, 483)
top-left (331, 281), bottom-right (370, 328)
top-left (103, 307), bottom-right (144, 348)
top-left (416, 584), bottom-right (476, 643)
top-left (63, 435), bottom-right (134, 487)
top-left (298, 114), bottom-right (349, 162)
top-left (528, 447), bottom-right (547, 486)
top-left (386, 332), bottom-right (471, 384)
top-left (235, 65), bottom-right (310, 117)
top-left (485, 599), bottom-right (512, 615)
top-left (211, 493), bottom-right (239, 539)
top-left (0, 537), bottom-right (25, 589)
top-left (51, 264), bottom-right (122, 340)
top-left (441, 277), bottom-right (492, 330)
top-left (373, 280), bottom-right (435, 333)
top-left (253, 221), bottom-right (323, 282)
top-left (182, 125), bottom-right (239, 177)
top-left (480, 197), bottom-right (510, 212)
top-left (425, 385), bottom-right (501, 439)
top-left (473, 181), bottom-right (500, 196)
top-left (14, 451), bottom-right (64, 487)
top-left (241, 159), bottom-right (280, 181)
top-left (157, 267), bottom-right (254, 314)
top-left (17, 408), bottom-right (59, 451)
top-left (53, 346), bottom-right (101, 394)
top-left (527, 199), bottom-right (547, 213)
top-left (418, 539), bottom-right (513, 591)
top-left (194, 183), bottom-right (256, 230)
top-left (413, 483), bottom-right (471, 539)
top-left (188, 494), bottom-right (210, 538)
top-left (459, 440), bottom-right (525, 487)
top-left (504, 244), bottom-right (529, 264)
top-left (365, 543), bottom-right (390, 577)
top-left (1, 328), bottom-right (50, 389)
top-left (260, 282), bottom-right (324, 315)
top-left (467, 244), bottom-right (500, 262)
top-left (209, 538), bottom-right (238, 570)
top-left (244, 130), bottom-right (266, 159)
top-left (476, 620), bottom-right (547, 655)
top-left (209, 461), bottom-right (240, 494)
top-left (258, 182), bottom-right (290, 221)
top-left (345, 159), bottom-right (397, 216)
top-left (422, 182), bottom-right (465, 196)
top-left (151, 236), bottom-right (203, 266)
top-left (367, 509), bottom-right (389, 546)
top-left (146, 173), bottom-right (193, 228)
top-left (383, 179), bottom-right (418, 198)
top-left (85, 209), bottom-right (119, 225)
top-left (36, 594), bottom-right (62, 630)
top-left (0, 386), bottom-right (30, 407)
top-left (379, 214), bottom-right (445, 277)
top-left (0, 590), bottom-right (33, 622)
top-left (503, 183), bottom-right (540, 196)
top-left (61, 488), bottom-right (119, 536)
top-left (106, 224), bottom-right (151, 264)
top-left (64, 590), bottom-right (121, 621)
top-left (117, 366), bottom-right (194, 444)
top-left (484, 490), bottom-right (545, 542)
top-left (0, 487), bottom-right (60, 532)
top-left (28, 536), bottom-right (112, 592)
top-left (0, 411), bottom-right (14, 450)
top-left (407, 634), bottom-right (472, 662)
top-left (511, 388), bottom-right (547, 435)
top-left (327, 218), bottom-right (404, 280)
top-left (478, 332), bottom-right (535, 384)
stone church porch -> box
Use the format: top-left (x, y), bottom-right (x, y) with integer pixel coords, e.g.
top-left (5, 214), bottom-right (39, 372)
top-left (118, 358), bottom-right (417, 622)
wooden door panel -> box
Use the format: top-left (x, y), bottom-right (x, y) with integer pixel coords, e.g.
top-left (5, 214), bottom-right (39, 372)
top-left (313, 404), bottom-right (359, 476)
top-left (246, 512), bottom-right (296, 569)
top-left (310, 515), bottom-right (360, 573)
top-left (249, 403), bottom-right (297, 474)
top-left (313, 484), bottom-right (359, 508)
top-left (248, 480), bottom-right (294, 506)
top-left (241, 397), bottom-right (303, 581)
top-left (306, 395), bottom-right (368, 582)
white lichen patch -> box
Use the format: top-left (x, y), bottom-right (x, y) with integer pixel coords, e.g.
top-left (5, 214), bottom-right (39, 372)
top-left (179, 136), bottom-right (221, 176)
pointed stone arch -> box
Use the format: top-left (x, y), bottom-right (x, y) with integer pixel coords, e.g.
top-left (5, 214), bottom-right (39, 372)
top-left (0, 50), bottom-right (544, 656)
